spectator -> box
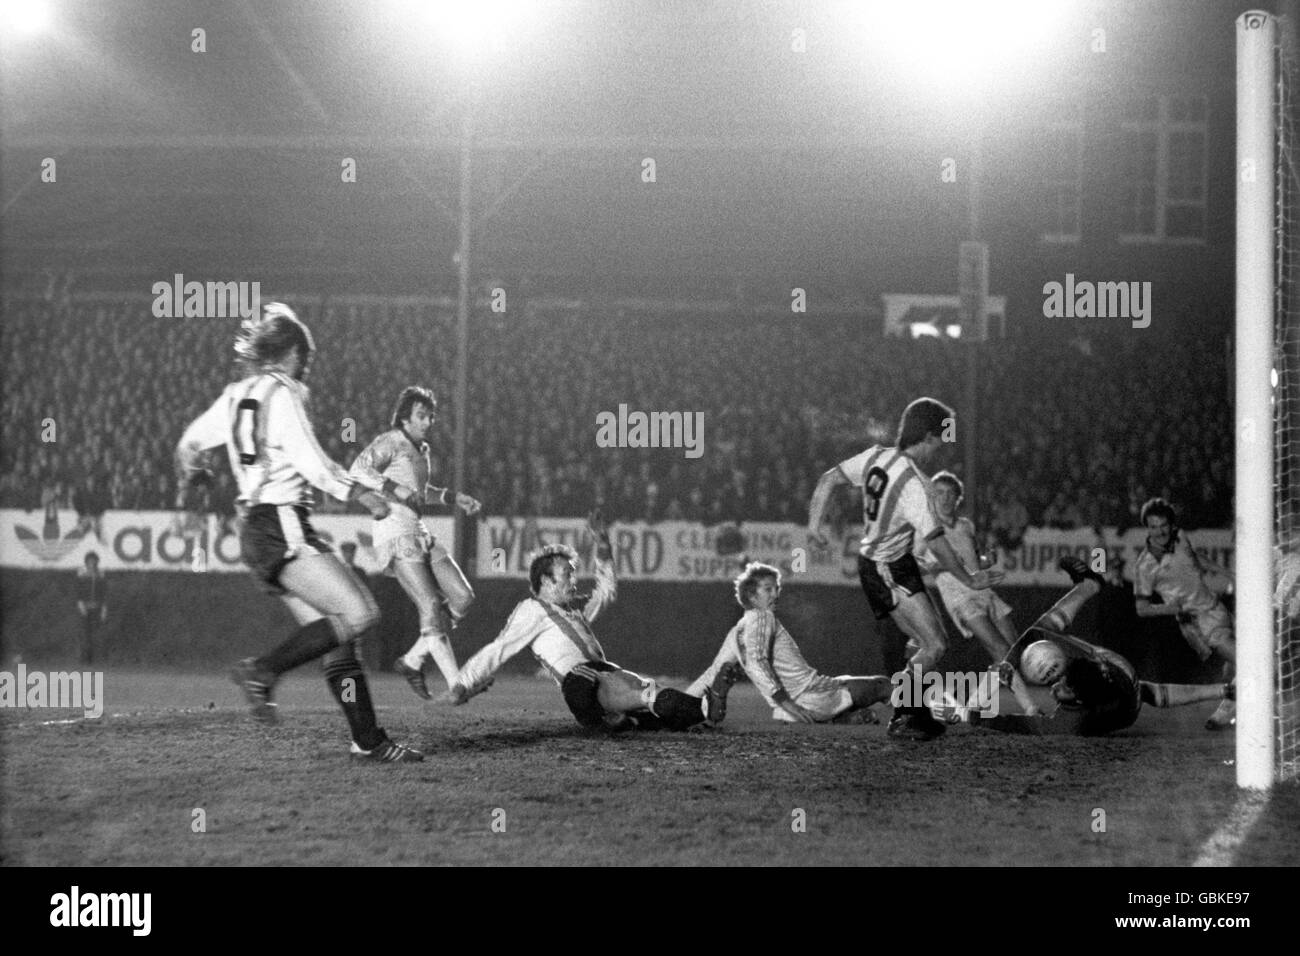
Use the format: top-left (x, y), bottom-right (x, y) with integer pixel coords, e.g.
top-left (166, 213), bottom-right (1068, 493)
top-left (75, 551), bottom-right (108, 665)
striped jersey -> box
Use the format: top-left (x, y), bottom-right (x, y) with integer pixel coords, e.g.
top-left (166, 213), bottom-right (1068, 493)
top-left (177, 372), bottom-right (377, 508)
top-left (456, 558), bottom-right (617, 688)
top-left (838, 445), bottom-right (942, 561)
top-left (689, 609), bottom-right (833, 706)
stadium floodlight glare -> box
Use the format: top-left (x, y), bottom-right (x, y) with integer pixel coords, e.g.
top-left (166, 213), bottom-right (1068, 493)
top-left (0, 0), bottom-right (53, 36)
top-left (395, 0), bottom-right (539, 64)
top-left (853, 0), bottom-right (1072, 92)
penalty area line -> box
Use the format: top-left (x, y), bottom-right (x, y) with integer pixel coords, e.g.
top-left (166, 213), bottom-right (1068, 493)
top-left (1191, 791), bottom-right (1269, 867)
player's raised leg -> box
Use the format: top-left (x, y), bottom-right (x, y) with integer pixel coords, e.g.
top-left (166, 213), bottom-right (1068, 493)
top-left (392, 555), bottom-right (458, 699)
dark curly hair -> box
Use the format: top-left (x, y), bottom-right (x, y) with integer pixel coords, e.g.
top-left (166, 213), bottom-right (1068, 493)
top-left (390, 386), bottom-right (437, 430)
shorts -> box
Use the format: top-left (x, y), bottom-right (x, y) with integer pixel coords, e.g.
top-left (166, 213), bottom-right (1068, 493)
top-left (771, 678), bottom-right (854, 723)
top-left (560, 660), bottom-right (654, 727)
top-left (1192, 605), bottom-right (1234, 651)
top-left (937, 581), bottom-right (1013, 640)
top-left (858, 552), bottom-right (927, 619)
top-left (372, 509), bottom-right (438, 576)
top-left (241, 504), bottom-right (332, 595)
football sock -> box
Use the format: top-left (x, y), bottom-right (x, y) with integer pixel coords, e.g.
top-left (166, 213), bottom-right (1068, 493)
top-left (649, 688), bottom-right (709, 731)
top-left (421, 626), bottom-right (460, 687)
top-left (324, 657), bottom-right (384, 750)
top-left (1141, 682), bottom-right (1227, 707)
top-left (258, 617), bottom-right (341, 677)
top-left (401, 644), bottom-right (427, 671)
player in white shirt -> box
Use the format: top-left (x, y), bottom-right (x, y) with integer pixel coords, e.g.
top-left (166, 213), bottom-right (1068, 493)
top-left (1133, 498), bottom-right (1236, 729)
top-left (349, 386), bottom-right (481, 700)
top-left (686, 562), bottom-right (891, 724)
top-left (175, 303), bottom-right (422, 762)
top-left (915, 471), bottom-right (1016, 664)
top-left (446, 511), bottom-right (737, 731)
top-left (806, 397), bottom-right (1003, 740)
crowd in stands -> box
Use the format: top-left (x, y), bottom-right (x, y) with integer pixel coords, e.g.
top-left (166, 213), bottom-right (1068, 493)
top-left (0, 294), bottom-right (1234, 542)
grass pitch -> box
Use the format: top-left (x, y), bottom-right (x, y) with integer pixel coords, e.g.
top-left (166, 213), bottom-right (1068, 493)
top-left (2, 670), bottom-right (1297, 867)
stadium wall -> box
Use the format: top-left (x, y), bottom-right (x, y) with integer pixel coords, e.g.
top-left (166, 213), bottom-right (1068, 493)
top-left (0, 569), bottom-right (1222, 685)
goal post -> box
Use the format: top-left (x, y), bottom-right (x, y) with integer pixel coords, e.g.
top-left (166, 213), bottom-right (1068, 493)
top-left (1236, 9), bottom-right (1299, 789)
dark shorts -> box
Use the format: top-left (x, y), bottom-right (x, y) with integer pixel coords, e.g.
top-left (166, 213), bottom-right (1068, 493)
top-left (560, 660), bottom-right (619, 726)
top-left (241, 504), bottom-right (332, 595)
top-left (857, 552), bottom-right (927, 619)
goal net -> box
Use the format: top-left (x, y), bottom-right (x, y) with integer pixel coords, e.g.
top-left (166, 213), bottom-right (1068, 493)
top-left (1237, 10), bottom-right (1299, 788)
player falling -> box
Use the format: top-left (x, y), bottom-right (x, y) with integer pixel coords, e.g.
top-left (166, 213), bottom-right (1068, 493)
top-left (973, 557), bottom-right (1233, 736)
top-left (445, 510), bottom-right (736, 732)
top-left (175, 302), bottom-right (422, 761)
top-left (915, 471), bottom-right (1016, 663)
top-left (807, 397), bottom-right (1003, 740)
top-left (686, 561), bottom-right (891, 724)
top-left (349, 386), bottom-right (481, 699)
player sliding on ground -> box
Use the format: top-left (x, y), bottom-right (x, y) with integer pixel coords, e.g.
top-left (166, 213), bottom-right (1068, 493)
top-left (685, 561), bottom-right (891, 724)
top-left (807, 397), bottom-right (1004, 740)
top-left (444, 510), bottom-right (739, 731)
top-left (915, 471), bottom-right (1016, 664)
top-left (970, 557), bottom-right (1233, 736)
top-left (175, 302), bottom-right (423, 762)
top-left (349, 386), bottom-right (482, 699)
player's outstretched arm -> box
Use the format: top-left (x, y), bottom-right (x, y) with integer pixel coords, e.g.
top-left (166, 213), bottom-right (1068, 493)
top-left (927, 532), bottom-right (1002, 590)
top-left (584, 509), bottom-right (617, 620)
top-left (806, 467), bottom-right (849, 546)
top-left (441, 601), bottom-right (545, 704)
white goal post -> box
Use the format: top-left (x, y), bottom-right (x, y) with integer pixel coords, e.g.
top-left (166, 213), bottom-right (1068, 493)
top-left (1236, 9), bottom-right (1299, 789)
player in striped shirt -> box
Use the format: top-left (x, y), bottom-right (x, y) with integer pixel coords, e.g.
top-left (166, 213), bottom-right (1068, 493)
top-left (349, 386), bottom-right (481, 700)
top-left (175, 303), bottom-right (422, 762)
top-left (1133, 498), bottom-right (1236, 730)
top-left (686, 562), bottom-right (891, 724)
top-left (446, 511), bottom-right (736, 731)
top-left (807, 397), bottom-right (1003, 740)
top-left (915, 471), bottom-right (1016, 664)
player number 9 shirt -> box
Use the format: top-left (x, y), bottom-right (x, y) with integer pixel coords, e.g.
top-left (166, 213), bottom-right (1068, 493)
top-left (838, 445), bottom-right (940, 562)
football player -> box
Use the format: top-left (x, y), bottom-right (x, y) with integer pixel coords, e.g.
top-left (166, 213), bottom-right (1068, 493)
top-left (349, 386), bottom-right (481, 700)
top-left (915, 471), bottom-right (1016, 664)
top-left (175, 302), bottom-right (422, 762)
top-left (973, 558), bottom-right (1232, 736)
top-left (1133, 498), bottom-right (1236, 729)
top-left (807, 397), bottom-right (1003, 740)
top-left (685, 561), bottom-right (891, 725)
top-left (445, 510), bottom-right (737, 732)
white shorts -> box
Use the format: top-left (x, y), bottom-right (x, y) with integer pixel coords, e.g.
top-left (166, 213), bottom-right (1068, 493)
top-left (372, 512), bottom-right (437, 575)
top-left (1190, 604), bottom-right (1233, 653)
top-left (771, 678), bottom-right (854, 722)
top-left (936, 581), bottom-right (1013, 640)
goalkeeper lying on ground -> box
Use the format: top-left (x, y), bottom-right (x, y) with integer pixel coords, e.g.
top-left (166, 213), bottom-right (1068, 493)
top-left (685, 561), bottom-right (892, 724)
top-left (444, 510), bottom-right (737, 731)
top-left (971, 557), bottom-right (1233, 736)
